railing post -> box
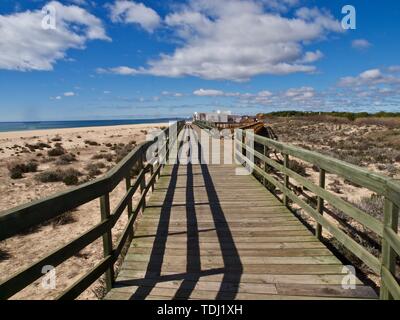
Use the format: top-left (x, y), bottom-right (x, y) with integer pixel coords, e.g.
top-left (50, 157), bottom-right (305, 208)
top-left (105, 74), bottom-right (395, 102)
top-left (263, 145), bottom-right (267, 187)
top-left (100, 193), bottom-right (114, 292)
top-left (380, 199), bottom-right (399, 300)
top-left (283, 154), bottom-right (289, 207)
top-left (150, 163), bottom-right (155, 191)
top-left (316, 168), bottom-right (326, 240)
top-left (125, 175), bottom-right (134, 239)
top-left (139, 152), bottom-right (146, 211)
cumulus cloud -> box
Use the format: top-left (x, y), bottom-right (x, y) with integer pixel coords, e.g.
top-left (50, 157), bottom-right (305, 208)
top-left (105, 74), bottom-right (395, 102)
top-left (109, 0), bottom-right (161, 32)
top-left (161, 91), bottom-right (184, 97)
top-left (102, 0), bottom-right (342, 81)
top-left (388, 65), bottom-right (400, 73)
top-left (0, 1), bottom-right (110, 71)
top-left (285, 86), bottom-right (315, 100)
top-left (299, 50), bottom-right (324, 63)
top-left (339, 69), bottom-right (400, 87)
top-left (64, 91), bottom-right (75, 96)
top-left (188, 71), bottom-right (400, 111)
top-left (262, 0), bottom-right (300, 12)
top-left (351, 39), bottom-right (372, 50)
top-left (193, 89), bottom-right (225, 96)
top-left (97, 66), bottom-right (138, 75)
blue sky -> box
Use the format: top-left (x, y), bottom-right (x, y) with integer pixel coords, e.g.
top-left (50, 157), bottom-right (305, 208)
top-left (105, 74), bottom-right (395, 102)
top-left (0, 0), bottom-right (399, 121)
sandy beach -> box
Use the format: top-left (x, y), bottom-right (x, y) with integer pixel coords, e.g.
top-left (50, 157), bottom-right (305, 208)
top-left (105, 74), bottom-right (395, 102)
top-left (0, 122), bottom-right (168, 300)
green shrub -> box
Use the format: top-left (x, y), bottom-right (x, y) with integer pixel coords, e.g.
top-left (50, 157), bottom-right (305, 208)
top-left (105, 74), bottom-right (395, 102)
top-left (7, 160), bottom-right (38, 179)
top-left (115, 143), bottom-right (135, 163)
top-left (84, 140), bottom-right (99, 146)
top-left (63, 174), bottom-right (79, 186)
top-left (51, 135), bottom-right (62, 142)
top-left (55, 153), bottom-right (77, 165)
top-left (49, 211), bottom-right (76, 227)
top-left (48, 147), bottom-right (65, 157)
top-left (36, 168), bottom-right (81, 185)
top-left (354, 194), bottom-right (385, 221)
top-left (288, 159), bottom-right (306, 176)
top-left (85, 163), bottom-right (104, 177)
top-left (92, 153), bottom-right (113, 162)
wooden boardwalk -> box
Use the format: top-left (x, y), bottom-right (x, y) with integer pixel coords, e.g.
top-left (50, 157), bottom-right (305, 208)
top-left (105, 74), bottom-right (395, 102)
top-left (105, 126), bottom-right (377, 300)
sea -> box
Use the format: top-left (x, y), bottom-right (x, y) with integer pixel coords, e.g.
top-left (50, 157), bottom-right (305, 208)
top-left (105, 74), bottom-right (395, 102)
top-left (0, 118), bottom-right (184, 133)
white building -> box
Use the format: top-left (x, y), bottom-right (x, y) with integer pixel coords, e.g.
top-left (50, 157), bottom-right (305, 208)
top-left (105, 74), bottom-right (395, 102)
top-left (193, 110), bottom-right (231, 123)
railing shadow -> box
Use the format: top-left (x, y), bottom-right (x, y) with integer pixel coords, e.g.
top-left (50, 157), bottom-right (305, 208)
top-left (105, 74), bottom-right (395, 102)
top-left (172, 147), bottom-right (201, 299)
top-left (115, 125), bottom-right (242, 299)
top-left (195, 126), bottom-right (243, 299)
top-left (126, 154), bottom-right (181, 299)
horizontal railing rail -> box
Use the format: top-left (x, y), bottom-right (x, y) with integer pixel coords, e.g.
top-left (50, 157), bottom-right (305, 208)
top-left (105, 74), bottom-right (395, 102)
top-left (193, 120), bottom-right (215, 130)
top-left (235, 128), bottom-right (400, 300)
top-left (0, 121), bottom-right (185, 300)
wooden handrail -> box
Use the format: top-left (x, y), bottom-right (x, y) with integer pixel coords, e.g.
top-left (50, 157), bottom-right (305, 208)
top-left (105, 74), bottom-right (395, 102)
top-left (0, 121), bottom-right (185, 300)
top-left (236, 128), bottom-right (400, 300)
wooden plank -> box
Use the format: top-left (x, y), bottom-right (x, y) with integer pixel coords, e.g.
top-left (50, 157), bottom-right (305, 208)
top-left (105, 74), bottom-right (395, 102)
top-left (124, 254), bottom-right (341, 265)
top-left (131, 241), bottom-right (326, 250)
top-left (276, 283), bottom-right (376, 299)
top-left (119, 262), bottom-right (349, 275)
top-left (116, 271), bottom-right (363, 285)
top-left (132, 235), bottom-right (319, 243)
top-left (130, 246), bottom-right (332, 256)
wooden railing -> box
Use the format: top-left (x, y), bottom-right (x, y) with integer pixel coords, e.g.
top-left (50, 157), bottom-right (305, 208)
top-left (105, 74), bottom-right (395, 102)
top-left (235, 129), bottom-right (400, 300)
top-left (0, 121), bottom-right (185, 300)
top-left (193, 120), bottom-right (215, 130)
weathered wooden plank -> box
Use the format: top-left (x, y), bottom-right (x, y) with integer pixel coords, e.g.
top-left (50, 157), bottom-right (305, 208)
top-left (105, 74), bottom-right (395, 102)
top-left (132, 235), bottom-right (319, 243)
top-left (124, 254), bottom-right (341, 265)
top-left (127, 247), bottom-right (332, 257)
top-left (131, 241), bottom-right (326, 250)
top-left (276, 283), bottom-right (376, 299)
top-left (116, 271), bottom-right (363, 285)
top-left (119, 262), bottom-right (348, 275)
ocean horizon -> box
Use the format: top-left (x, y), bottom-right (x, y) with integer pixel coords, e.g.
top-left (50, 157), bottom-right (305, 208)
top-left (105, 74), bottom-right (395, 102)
top-left (0, 118), bottom-right (184, 133)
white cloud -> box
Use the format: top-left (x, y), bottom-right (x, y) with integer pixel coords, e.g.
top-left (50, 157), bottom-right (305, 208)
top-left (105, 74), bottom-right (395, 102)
top-left (339, 68), bottom-right (400, 87)
top-left (55, 96), bottom-right (62, 100)
top-left (109, 0), bottom-right (161, 32)
top-left (100, 0), bottom-right (342, 81)
top-left (351, 39), bottom-right (372, 50)
top-left (388, 65), bottom-right (400, 73)
top-left (68, 0), bottom-right (87, 5)
top-left (300, 50), bottom-right (324, 63)
top-left (64, 91), bottom-right (75, 96)
top-left (285, 86), bottom-right (315, 100)
top-left (0, 1), bottom-right (110, 71)
top-left (258, 90), bottom-right (273, 97)
top-left (193, 89), bottom-right (225, 96)
top-left (262, 0), bottom-right (300, 12)
top-left (97, 66), bottom-right (138, 75)
top-left (161, 91), bottom-right (184, 97)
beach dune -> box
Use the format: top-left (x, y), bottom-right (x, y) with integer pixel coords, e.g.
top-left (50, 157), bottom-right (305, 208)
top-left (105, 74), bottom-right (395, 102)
top-left (0, 122), bottom-right (168, 300)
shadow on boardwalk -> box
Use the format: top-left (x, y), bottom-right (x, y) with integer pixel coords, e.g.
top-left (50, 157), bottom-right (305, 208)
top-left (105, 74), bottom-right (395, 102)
top-left (115, 125), bottom-right (243, 299)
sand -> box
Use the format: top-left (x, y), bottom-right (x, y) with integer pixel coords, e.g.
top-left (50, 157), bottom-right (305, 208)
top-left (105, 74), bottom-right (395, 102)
top-left (0, 122), bottom-right (168, 300)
